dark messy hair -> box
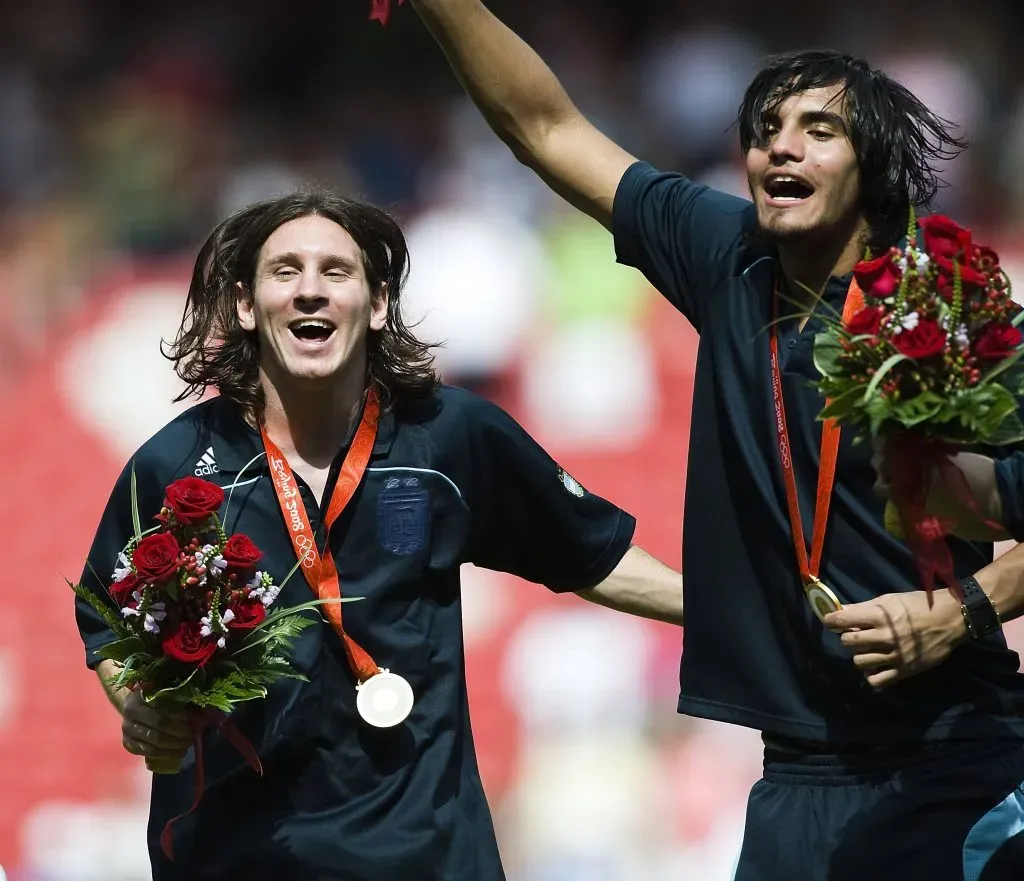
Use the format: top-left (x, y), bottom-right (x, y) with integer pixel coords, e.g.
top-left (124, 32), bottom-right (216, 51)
top-left (164, 190), bottom-right (438, 420)
top-left (737, 49), bottom-right (967, 252)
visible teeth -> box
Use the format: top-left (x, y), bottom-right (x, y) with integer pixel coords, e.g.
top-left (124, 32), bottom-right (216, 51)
top-left (766, 175), bottom-right (812, 200)
top-left (292, 320), bottom-right (333, 331)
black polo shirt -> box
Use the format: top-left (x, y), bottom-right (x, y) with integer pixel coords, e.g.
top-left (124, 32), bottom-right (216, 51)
top-left (76, 385), bottom-right (635, 881)
top-left (994, 456), bottom-right (1024, 542)
top-left (613, 160), bottom-right (1024, 744)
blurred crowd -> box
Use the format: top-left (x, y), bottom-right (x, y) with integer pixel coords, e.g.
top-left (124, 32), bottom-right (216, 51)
top-left (3, 1), bottom-right (1024, 879)
top-left (2, 0), bottom-right (1024, 391)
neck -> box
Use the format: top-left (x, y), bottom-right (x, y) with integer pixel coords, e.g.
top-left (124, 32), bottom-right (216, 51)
top-left (778, 218), bottom-right (870, 304)
top-left (259, 366), bottom-right (368, 468)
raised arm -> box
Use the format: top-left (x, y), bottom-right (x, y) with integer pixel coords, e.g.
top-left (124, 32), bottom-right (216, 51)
top-left (410, 0), bottom-right (636, 228)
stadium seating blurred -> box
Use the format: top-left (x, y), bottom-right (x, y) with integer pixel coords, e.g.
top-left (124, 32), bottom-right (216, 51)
top-left (2, 1), bottom-right (1024, 878)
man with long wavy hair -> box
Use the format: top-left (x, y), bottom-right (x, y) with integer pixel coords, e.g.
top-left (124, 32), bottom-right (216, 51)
top-left (75, 190), bottom-right (683, 880)
top-left (402, 2), bottom-right (1024, 878)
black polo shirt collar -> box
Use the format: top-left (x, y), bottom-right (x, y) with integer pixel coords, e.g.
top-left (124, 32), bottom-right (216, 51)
top-left (209, 394), bottom-right (397, 478)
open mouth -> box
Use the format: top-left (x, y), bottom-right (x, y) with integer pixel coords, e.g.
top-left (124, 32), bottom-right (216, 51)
top-left (288, 318), bottom-right (336, 344)
top-left (764, 175), bottom-right (815, 203)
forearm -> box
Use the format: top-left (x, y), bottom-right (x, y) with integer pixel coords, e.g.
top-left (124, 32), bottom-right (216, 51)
top-left (907, 452), bottom-right (1009, 542)
top-left (96, 659), bottom-right (131, 715)
top-left (947, 452), bottom-right (1003, 522)
top-left (411, 0), bottom-right (581, 158)
top-left (576, 545), bottom-right (683, 626)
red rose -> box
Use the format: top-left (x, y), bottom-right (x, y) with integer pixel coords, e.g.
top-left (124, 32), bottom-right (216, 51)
top-left (854, 254), bottom-right (902, 299)
top-left (162, 620), bottom-right (218, 666)
top-left (892, 318), bottom-right (947, 359)
top-left (110, 572), bottom-right (140, 608)
top-left (918, 215), bottom-right (972, 261)
top-left (221, 534), bottom-right (263, 572)
top-left (132, 533), bottom-right (181, 584)
top-left (934, 255), bottom-right (988, 302)
top-left (845, 306), bottom-right (885, 337)
top-left (226, 598), bottom-right (267, 630)
top-left (973, 244), bottom-right (1001, 273)
top-left (164, 477), bottom-right (225, 526)
top-left (975, 322), bottom-right (1023, 361)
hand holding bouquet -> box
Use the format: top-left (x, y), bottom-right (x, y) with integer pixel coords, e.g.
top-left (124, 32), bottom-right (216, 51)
top-left (72, 472), bottom-right (352, 856)
top-left (813, 212), bottom-right (1023, 595)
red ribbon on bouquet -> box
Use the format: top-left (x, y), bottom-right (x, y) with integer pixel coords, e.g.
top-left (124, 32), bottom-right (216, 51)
top-left (369, 0), bottom-right (405, 25)
top-left (160, 707), bottom-right (263, 860)
top-left (886, 432), bottom-right (1002, 601)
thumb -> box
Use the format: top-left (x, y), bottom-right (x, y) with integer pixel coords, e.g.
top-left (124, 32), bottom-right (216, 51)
top-left (822, 603), bottom-right (871, 632)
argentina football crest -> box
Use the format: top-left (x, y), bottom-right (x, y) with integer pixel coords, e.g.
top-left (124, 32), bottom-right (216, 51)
top-left (377, 476), bottom-right (430, 555)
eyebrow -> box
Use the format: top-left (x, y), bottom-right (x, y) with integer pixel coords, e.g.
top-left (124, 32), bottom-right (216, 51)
top-left (799, 110), bottom-right (847, 130)
top-left (763, 108), bottom-right (848, 132)
top-left (262, 252), bottom-right (362, 273)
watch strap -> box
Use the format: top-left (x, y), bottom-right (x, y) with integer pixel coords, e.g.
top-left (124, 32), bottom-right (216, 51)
top-left (959, 576), bottom-right (1001, 640)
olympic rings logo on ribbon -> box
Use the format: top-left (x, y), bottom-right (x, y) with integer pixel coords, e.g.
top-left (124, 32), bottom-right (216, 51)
top-left (294, 533), bottom-right (317, 568)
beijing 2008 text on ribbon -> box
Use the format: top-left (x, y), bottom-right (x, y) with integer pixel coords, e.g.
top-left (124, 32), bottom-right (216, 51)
top-left (261, 385), bottom-right (415, 728)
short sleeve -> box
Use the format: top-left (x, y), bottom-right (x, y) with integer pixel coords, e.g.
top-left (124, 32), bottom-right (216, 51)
top-left (459, 398), bottom-right (636, 592)
top-left (612, 160), bottom-right (754, 330)
top-left (994, 452), bottom-right (1024, 542)
top-left (76, 455), bottom-right (165, 669)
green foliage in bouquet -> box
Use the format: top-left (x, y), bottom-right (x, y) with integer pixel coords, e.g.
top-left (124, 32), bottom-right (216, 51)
top-left (813, 211), bottom-right (1024, 445)
top-left (71, 467), bottom-right (356, 713)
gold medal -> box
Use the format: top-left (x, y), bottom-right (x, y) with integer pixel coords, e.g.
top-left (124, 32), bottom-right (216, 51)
top-left (771, 277), bottom-right (860, 629)
top-left (803, 575), bottom-right (843, 622)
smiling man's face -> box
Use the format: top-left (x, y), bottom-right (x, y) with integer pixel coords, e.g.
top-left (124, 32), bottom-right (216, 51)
top-left (236, 215), bottom-right (388, 390)
top-left (746, 83), bottom-right (864, 247)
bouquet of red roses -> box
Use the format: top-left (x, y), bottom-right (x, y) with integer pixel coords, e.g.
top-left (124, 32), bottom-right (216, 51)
top-left (73, 474), bottom-right (340, 711)
top-left (72, 472), bottom-right (351, 856)
top-left (813, 211), bottom-right (1023, 594)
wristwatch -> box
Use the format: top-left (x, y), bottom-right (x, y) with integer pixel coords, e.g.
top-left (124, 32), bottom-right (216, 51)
top-left (959, 576), bottom-right (1001, 640)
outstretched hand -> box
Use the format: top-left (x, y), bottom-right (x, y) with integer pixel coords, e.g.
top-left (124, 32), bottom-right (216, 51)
top-left (822, 589), bottom-right (966, 689)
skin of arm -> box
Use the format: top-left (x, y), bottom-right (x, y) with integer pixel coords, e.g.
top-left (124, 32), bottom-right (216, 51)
top-left (410, 0), bottom-right (636, 228)
top-left (828, 450), bottom-right (1024, 688)
top-left (576, 545), bottom-right (683, 626)
top-left (96, 658), bottom-right (131, 713)
top-left (872, 440), bottom-right (1009, 542)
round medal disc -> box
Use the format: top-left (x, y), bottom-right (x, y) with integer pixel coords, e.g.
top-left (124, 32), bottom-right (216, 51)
top-left (804, 576), bottom-right (843, 622)
top-left (356, 670), bottom-right (414, 728)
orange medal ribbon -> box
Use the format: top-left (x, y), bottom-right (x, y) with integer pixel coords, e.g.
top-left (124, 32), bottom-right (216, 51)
top-left (260, 388), bottom-right (381, 682)
top-left (769, 278), bottom-right (865, 618)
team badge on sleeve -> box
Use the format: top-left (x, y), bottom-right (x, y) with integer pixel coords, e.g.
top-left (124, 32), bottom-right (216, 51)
top-left (557, 467), bottom-right (585, 498)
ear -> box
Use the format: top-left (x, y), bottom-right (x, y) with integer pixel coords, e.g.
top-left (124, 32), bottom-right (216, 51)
top-left (236, 281), bottom-right (256, 332)
top-left (369, 282), bottom-right (388, 333)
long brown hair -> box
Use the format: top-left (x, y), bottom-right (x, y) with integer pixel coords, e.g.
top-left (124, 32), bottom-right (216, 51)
top-left (737, 50), bottom-right (967, 253)
top-left (164, 190), bottom-right (438, 419)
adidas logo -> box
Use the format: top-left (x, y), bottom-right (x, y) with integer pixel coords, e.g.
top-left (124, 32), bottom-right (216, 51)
top-left (194, 447), bottom-right (219, 476)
